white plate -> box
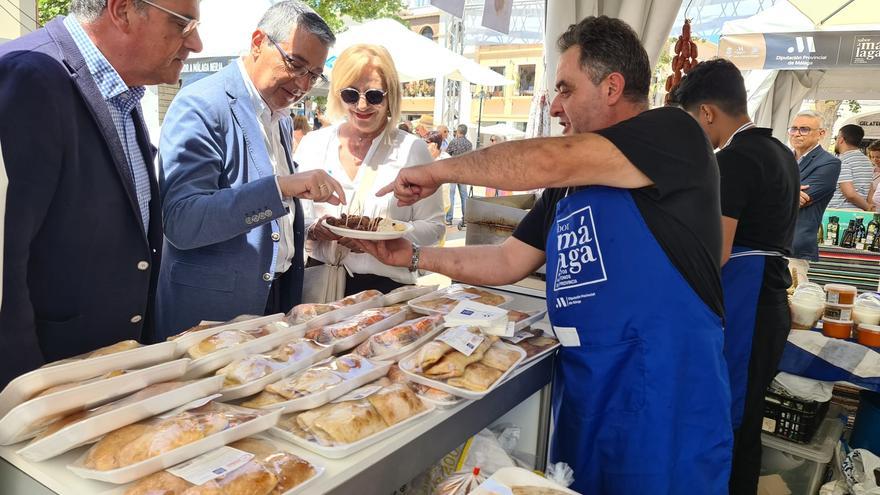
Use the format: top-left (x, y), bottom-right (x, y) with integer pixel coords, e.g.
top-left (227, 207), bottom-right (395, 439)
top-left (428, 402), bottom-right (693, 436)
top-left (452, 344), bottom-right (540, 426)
top-left (407, 285), bottom-right (515, 316)
top-left (321, 219), bottom-right (414, 240)
top-left (413, 392), bottom-right (465, 410)
top-left (169, 314), bottom-right (286, 357)
top-left (0, 341), bottom-right (177, 418)
top-left (397, 342), bottom-right (526, 400)
top-left (217, 344), bottom-right (335, 402)
top-left (0, 359), bottom-right (190, 446)
top-left (17, 375), bottom-right (225, 462)
top-left (359, 319), bottom-right (446, 363)
top-left (297, 297), bottom-right (384, 330)
top-left (473, 466), bottom-right (580, 495)
top-left (321, 310), bottom-right (409, 354)
top-left (382, 285), bottom-right (439, 305)
top-left (67, 406), bottom-right (282, 484)
top-left (269, 400), bottom-right (436, 459)
top-left (183, 322), bottom-right (306, 379)
top-left (247, 360), bottom-right (392, 414)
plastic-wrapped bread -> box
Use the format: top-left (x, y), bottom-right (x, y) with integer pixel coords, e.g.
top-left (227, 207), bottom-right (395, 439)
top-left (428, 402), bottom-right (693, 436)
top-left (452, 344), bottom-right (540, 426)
top-left (215, 355), bottom-right (285, 387)
top-left (446, 363), bottom-right (503, 392)
top-left (422, 335), bottom-right (497, 379)
top-left (303, 306), bottom-right (403, 345)
top-left (87, 340), bottom-right (141, 358)
top-left (286, 303), bottom-right (338, 325)
top-left (481, 342), bottom-right (522, 372)
top-left (366, 383), bottom-right (426, 426)
top-left (516, 336), bottom-right (559, 359)
top-left (187, 326), bottom-right (274, 359)
top-left (355, 315), bottom-right (441, 358)
top-left (268, 338), bottom-right (324, 363)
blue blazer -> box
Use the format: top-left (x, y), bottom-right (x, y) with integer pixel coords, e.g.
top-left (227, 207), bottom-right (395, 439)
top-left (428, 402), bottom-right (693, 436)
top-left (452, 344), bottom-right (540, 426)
top-left (792, 146), bottom-right (841, 260)
top-left (0, 18), bottom-right (162, 385)
top-left (156, 64), bottom-right (304, 339)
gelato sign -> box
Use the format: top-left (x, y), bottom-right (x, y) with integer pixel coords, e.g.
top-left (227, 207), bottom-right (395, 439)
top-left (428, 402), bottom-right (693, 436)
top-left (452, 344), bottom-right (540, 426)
top-left (720, 31), bottom-right (880, 70)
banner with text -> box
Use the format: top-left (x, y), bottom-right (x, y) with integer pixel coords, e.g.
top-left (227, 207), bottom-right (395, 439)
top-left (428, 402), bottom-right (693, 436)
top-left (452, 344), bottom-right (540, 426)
top-left (719, 31), bottom-right (880, 70)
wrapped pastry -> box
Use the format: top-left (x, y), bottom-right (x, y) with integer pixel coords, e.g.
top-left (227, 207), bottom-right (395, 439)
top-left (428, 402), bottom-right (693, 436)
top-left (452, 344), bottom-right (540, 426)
top-left (311, 400), bottom-right (387, 444)
top-left (355, 315), bottom-right (442, 358)
top-left (416, 287), bottom-right (507, 313)
top-left (166, 314), bottom-right (261, 342)
top-left (422, 335), bottom-right (497, 380)
top-left (446, 362), bottom-right (503, 392)
top-left (216, 355), bottom-right (285, 387)
top-left (366, 383), bottom-right (426, 426)
top-left (327, 354), bottom-right (373, 379)
top-left (265, 368), bottom-right (343, 399)
top-left (87, 340), bottom-right (141, 358)
top-left (517, 336), bottom-right (559, 359)
top-left (82, 403), bottom-right (256, 470)
top-left (286, 303), bottom-right (338, 325)
top-left (334, 289), bottom-right (383, 307)
top-left (187, 326), bottom-right (273, 359)
top-left (506, 310), bottom-right (532, 323)
top-left (304, 306), bottom-right (403, 345)
top-left (32, 369), bottom-right (127, 398)
top-left (241, 391), bottom-right (288, 409)
top-left (232, 438), bottom-right (316, 494)
top-left (268, 338), bottom-right (323, 364)
top-left (124, 470), bottom-right (192, 494)
top-left (481, 342), bottom-right (522, 372)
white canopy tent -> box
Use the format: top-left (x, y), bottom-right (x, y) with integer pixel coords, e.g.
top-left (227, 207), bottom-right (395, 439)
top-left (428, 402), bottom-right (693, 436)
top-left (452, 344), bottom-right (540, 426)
top-left (840, 110), bottom-right (880, 140)
top-left (721, 0), bottom-right (880, 143)
top-left (478, 123), bottom-right (527, 139)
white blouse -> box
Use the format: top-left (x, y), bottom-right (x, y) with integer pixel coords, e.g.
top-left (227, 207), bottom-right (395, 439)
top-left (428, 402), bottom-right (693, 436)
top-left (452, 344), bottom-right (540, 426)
top-left (294, 123), bottom-right (445, 283)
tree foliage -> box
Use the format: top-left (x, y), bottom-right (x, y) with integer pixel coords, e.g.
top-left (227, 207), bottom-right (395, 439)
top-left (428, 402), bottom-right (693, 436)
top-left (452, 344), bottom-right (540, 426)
top-left (38, 0), bottom-right (69, 26)
top-left (303, 0), bottom-right (405, 33)
top-left (36, 0), bottom-right (405, 32)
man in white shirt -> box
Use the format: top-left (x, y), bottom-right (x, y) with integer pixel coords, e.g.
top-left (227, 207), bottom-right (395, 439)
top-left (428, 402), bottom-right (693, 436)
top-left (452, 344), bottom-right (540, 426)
top-left (155, 1), bottom-right (345, 338)
top-left (829, 124), bottom-right (873, 210)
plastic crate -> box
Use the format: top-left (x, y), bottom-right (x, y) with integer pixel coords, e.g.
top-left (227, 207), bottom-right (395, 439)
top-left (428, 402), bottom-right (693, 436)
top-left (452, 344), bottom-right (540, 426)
top-left (761, 405), bottom-right (845, 495)
top-left (763, 385), bottom-right (831, 443)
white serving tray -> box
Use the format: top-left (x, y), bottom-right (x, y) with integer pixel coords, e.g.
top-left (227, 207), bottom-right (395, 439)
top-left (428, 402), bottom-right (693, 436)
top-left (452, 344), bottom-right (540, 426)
top-left (0, 359), bottom-right (190, 446)
top-left (183, 322), bottom-right (305, 379)
top-left (473, 466), bottom-right (580, 495)
top-left (512, 310), bottom-right (548, 332)
top-left (298, 298), bottom-right (384, 330)
top-left (249, 360), bottom-right (392, 414)
top-left (17, 375), bottom-right (225, 462)
top-left (169, 314), bottom-right (285, 357)
top-left (269, 400), bottom-right (436, 459)
top-left (321, 219), bottom-right (414, 240)
top-left (407, 285), bottom-right (514, 315)
top-left (322, 310), bottom-right (409, 354)
top-left (217, 343), bottom-right (335, 402)
top-left (67, 405), bottom-right (282, 485)
top-left (0, 341), bottom-right (178, 418)
top-left (413, 389), bottom-right (466, 410)
top-left (397, 342), bottom-right (526, 400)
top-left (382, 285), bottom-right (439, 305)
top-left (360, 319), bottom-right (446, 363)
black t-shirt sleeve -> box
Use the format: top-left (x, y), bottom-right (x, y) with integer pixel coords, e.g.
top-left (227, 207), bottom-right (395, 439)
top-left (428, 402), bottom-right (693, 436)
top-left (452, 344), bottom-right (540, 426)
top-left (512, 188), bottom-right (562, 251)
top-left (716, 148), bottom-right (756, 220)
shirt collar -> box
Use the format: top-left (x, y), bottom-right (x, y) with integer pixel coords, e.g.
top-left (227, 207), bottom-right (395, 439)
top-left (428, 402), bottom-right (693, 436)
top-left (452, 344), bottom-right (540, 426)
top-left (797, 143), bottom-right (822, 163)
top-left (236, 58), bottom-right (283, 126)
top-left (63, 15), bottom-right (143, 103)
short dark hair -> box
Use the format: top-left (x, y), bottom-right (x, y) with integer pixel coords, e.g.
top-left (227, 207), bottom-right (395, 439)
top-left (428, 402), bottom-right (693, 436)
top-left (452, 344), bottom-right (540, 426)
top-left (557, 16), bottom-right (651, 104)
top-left (424, 131), bottom-right (443, 148)
top-left (456, 124), bottom-right (468, 136)
top-left (673, 58), bottom-right (748, 116)
top-left (839, 124), bottom-right (865, 147)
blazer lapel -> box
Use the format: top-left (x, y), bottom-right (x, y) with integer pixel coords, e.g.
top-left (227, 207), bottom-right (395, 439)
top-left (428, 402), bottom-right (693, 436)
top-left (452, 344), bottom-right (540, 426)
top-left (798, 147), bottom-right (820, 177)
top-left (45, 18), bottom-right (144, 234)
top-left (224, 64), bottom-right (275, 181)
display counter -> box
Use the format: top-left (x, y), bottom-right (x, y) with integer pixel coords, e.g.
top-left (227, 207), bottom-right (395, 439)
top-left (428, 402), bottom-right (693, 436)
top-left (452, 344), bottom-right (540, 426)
top-left (0, 287), bottom-right (555, 495)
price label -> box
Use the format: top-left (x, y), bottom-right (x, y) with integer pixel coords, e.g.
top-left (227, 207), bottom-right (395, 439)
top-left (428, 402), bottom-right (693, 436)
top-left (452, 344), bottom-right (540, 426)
top-left (437, 326), bottom-right (485, 356)
top-left (167, 447), bottom-right (254, 486)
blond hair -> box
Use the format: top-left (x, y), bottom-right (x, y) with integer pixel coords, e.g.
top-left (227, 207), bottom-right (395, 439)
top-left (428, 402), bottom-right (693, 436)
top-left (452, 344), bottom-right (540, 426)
top-left (327, 44), bottom-right (401, 134)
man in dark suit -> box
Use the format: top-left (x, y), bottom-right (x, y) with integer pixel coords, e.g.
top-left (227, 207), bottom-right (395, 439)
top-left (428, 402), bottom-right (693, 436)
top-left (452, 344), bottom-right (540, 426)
top-left (0, 0), bottom-right (203, 386)
top-left (789, 111), bottom-right (841, 284)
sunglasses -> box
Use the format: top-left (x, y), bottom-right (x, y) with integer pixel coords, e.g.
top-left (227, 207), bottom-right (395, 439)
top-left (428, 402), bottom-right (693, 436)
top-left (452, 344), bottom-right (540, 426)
top-left (788, 126), bottom-right (819, 136)
top-left (340, 88), bottom-right (387, 106)
top-left (140, 0), bottom-right (199, 38)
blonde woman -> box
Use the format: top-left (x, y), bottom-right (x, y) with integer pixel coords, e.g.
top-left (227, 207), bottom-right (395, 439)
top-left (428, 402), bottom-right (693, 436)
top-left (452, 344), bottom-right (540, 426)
top-left (295, 44), bottom-right (444, 295)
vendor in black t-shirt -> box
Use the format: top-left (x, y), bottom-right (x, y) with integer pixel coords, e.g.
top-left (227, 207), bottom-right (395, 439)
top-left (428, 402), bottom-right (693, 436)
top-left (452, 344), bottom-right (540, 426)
top-left (354, 17), bottom-right (732, 494)
top-left (674, 59), bottom-right (799, 495)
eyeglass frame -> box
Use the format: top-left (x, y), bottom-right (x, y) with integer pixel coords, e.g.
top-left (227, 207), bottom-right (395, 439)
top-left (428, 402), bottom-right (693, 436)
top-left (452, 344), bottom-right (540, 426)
top-left (140, 0), bottom-right (199, 38)
top-left (787, 126), bottom-right (823, 136)
top-left (265, 36), bottom-right (328, 86)
top-left (340, 88), bottom-right (388, 106)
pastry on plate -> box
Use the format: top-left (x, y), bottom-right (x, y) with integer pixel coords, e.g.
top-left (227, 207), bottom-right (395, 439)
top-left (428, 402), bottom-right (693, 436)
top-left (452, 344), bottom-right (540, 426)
top-left (366, 383), bottom-right (426, 426)
top-left (446, 362), bottom-right (503, 392)
top-left (481, 342), bottom-right (521, 372)
top-left (216, 355), bottom-right (283, 387)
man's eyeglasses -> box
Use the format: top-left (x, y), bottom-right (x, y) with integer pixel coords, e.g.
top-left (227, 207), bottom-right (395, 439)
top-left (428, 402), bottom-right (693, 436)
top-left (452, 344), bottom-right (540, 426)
top-left (340, 88), bottom-right (387, 106)
top-left (140, 0), bottom-right (199, 38)
top-left (788, 126), bottom-right (819, 136)
top-left (267, 37), bottom-right (327, 86)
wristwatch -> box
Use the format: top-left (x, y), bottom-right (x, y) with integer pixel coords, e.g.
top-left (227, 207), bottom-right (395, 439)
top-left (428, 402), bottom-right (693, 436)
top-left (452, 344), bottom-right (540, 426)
top-left (409, 243), bottom-right (421, 273)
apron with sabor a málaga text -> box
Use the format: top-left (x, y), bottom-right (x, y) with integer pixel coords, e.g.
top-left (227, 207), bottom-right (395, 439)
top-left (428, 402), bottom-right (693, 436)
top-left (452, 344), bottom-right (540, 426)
top-left (546, 187), bottom-right (733, 494)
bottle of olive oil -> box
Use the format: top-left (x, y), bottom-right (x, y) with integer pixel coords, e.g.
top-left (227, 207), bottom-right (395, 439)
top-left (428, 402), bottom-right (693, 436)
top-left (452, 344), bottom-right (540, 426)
top-left (825, 216), bottom-right (840, 246)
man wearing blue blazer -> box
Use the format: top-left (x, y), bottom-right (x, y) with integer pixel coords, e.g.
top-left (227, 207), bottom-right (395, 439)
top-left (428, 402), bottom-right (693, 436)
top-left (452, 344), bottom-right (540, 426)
top-left (0, 0), bottom-right (203, 386)
top-left (157, 1), bottom-right (344, 339)
top-left (789, 110), bottom-right (841, 284)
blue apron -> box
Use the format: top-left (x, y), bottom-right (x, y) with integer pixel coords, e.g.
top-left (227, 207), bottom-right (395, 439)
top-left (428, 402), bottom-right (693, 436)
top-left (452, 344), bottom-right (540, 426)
top-left (546, 187), bottom-right (733, 494)
top-left (721, 247), bottom-right (779, 428)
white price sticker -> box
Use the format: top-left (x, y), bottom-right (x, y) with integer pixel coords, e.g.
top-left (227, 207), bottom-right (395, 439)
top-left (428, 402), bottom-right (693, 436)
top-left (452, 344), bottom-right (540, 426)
top-left (437, 326), bottom-right (485, 356)
top-left (552, 326), bottom-right (581, 347)
top-left (167, 447), bottom-right (254, 486)
top-left (332, 384), bottom-right (382, 403)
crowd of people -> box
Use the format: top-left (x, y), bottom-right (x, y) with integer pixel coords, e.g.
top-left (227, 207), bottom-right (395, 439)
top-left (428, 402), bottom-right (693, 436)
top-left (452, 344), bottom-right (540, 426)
top-left (0, 0), bottom-right (869, 493)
